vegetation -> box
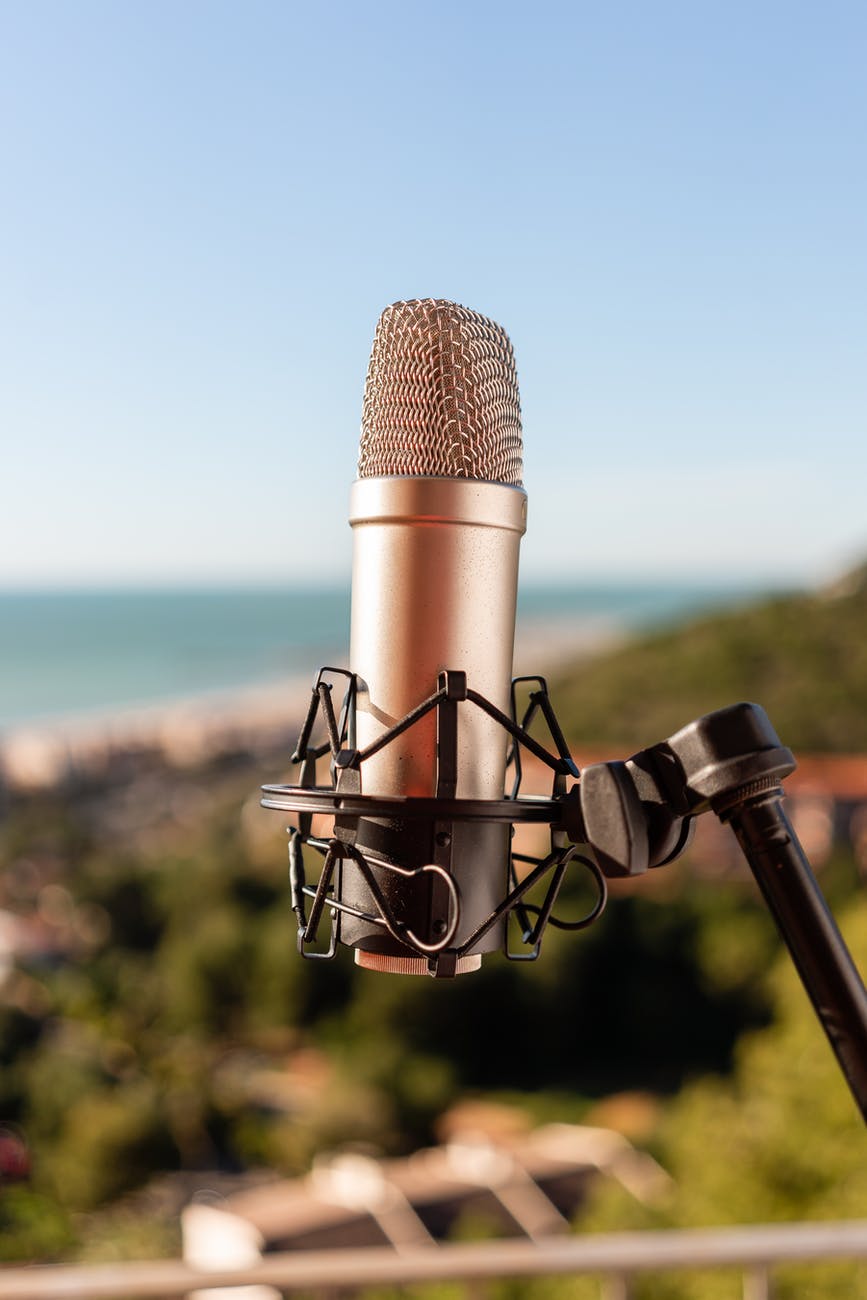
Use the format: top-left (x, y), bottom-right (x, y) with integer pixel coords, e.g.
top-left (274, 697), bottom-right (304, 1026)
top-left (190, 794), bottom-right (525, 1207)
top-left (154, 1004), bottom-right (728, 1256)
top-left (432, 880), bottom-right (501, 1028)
top-left (551, 563), bottom-right (867, 752)
top-left (1, 766), bottom-right (792, 1260)
top-left (1, 567), bottom-right (866, 1277)
top-left (571, 894), bottom-right (867, 1298)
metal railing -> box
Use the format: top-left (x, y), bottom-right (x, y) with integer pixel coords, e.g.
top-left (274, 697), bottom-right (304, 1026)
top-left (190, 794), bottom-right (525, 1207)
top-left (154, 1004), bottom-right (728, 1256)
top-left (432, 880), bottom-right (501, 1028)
top-left (1, 1220), bottom-right (866, 1299)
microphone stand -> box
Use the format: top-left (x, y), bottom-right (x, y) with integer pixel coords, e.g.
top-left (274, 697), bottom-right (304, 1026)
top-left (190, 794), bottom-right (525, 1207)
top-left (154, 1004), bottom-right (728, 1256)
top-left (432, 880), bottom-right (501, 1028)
top-left (263, 678), bottom-right (867, 1123)
top-left (577, 702), bottom-right (867, 1123)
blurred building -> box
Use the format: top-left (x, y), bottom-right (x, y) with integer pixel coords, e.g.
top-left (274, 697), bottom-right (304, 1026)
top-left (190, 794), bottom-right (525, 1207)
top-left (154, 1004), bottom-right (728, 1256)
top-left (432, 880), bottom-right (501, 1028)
top-left (181, 1122), bottom-right (670, 1295)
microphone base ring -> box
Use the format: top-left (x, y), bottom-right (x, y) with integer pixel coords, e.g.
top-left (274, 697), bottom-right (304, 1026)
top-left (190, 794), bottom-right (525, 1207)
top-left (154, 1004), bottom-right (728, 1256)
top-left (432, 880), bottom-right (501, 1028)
top-left (261, 786), bottom-right (562, 825)
top-left (355, 950), bottom-right (482, 976)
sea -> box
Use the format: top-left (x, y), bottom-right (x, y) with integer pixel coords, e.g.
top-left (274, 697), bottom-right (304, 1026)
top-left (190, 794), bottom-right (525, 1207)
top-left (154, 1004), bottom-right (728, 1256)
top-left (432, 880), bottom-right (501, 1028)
top-left (0, 582), bottom-right (774, 732)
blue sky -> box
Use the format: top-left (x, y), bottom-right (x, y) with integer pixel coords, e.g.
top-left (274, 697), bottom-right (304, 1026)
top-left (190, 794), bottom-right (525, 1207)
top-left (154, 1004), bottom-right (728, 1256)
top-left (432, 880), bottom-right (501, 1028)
top-left (1, 0), bottom-right (865, 587)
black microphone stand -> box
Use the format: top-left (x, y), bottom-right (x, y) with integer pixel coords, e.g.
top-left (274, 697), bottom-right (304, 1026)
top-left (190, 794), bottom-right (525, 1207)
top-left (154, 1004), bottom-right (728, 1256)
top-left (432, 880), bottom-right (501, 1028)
top-left (578, 702), bottom-right (867, 1122)
top-left (263, 674), bottom-right (867, 1123)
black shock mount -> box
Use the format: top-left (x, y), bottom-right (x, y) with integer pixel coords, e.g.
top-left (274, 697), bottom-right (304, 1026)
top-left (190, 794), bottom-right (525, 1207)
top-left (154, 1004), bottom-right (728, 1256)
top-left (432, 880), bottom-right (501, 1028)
top-left (262, 668), bottom-right (606, 973)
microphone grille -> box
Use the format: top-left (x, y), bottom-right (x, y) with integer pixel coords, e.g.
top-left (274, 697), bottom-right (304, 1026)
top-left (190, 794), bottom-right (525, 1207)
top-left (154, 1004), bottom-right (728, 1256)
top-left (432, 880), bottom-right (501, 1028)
top-left (358, 299), bottom-right (523, 485)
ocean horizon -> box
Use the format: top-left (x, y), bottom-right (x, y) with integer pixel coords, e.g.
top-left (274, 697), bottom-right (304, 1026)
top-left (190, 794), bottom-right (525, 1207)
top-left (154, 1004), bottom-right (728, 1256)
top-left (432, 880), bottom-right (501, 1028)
top-left (0, 579), bottom-right (781, 731)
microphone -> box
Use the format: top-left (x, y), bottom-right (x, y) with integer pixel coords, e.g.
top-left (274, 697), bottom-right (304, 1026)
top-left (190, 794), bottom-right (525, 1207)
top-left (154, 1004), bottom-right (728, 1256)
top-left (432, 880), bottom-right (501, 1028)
top-left (345, 299), bottom-right (527, 975)
top-left (263, 299), bottom-right (593, 978)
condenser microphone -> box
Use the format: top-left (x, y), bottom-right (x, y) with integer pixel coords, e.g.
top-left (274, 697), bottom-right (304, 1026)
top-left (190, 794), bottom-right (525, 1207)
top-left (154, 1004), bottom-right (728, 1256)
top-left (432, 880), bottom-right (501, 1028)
top-left (263, 300), bottom-right (591, 978)
top-left (344, 299), bottom-right (527, 975)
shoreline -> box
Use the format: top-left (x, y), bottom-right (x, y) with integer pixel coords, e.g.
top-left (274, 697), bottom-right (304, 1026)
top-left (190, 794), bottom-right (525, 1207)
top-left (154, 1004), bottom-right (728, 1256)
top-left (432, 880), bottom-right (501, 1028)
top-left (0, 615), bottom-right (621, 791)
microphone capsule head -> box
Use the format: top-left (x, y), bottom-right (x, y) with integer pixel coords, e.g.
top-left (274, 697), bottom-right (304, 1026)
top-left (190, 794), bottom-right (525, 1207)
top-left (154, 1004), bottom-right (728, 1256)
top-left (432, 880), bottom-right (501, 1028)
top-left (358, 299), bottom-right (523, 485)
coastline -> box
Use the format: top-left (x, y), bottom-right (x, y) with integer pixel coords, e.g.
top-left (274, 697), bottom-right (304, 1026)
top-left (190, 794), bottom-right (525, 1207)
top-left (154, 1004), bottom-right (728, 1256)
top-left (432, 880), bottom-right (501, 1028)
top-left (0, 615), bottom-right (620, 791)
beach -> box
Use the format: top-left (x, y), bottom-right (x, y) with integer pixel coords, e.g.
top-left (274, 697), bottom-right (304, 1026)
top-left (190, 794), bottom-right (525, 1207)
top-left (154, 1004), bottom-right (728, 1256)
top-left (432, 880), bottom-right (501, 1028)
top-left (0, 576), bottom-right (773, 792)
top-left (0, 611), bottom-right (619, 791)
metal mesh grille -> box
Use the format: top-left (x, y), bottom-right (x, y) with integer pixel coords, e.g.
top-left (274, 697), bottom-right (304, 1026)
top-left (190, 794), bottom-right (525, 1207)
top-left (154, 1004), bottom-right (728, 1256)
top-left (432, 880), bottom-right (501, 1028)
top-left (358, 299), bottom-right (523, 485)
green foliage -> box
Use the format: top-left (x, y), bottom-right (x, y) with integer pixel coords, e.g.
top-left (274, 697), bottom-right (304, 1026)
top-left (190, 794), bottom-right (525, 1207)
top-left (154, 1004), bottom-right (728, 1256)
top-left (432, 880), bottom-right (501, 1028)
top-left (0, 1187), bottom-right (74, 1263)
top-left (575, 897), bottom-right (867, 1298)
top-left (0, 777), bottom-right (781, 1261)
top-left (41, 1082), bottom-right (173, 1210)
top-left (72, 1206), bottom-right (181, 1264)
top-left (551, 569), bottom-right (867, 751)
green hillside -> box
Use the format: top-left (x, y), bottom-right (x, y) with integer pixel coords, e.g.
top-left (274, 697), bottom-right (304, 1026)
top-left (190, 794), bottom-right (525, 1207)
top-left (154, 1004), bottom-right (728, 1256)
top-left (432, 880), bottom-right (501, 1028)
top-left (550, 564), bottom-right (867, 753)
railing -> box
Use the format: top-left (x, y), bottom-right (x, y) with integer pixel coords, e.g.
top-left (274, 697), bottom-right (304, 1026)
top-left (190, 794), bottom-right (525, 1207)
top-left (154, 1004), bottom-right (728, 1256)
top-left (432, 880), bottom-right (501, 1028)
top-left (1, 1220), bottom-right (867, 1299)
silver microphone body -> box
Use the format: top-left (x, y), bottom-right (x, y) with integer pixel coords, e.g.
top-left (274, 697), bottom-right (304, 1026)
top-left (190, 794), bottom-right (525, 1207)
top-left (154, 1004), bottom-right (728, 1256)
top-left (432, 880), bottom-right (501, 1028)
top-left (349, 477), bottom-right (527, 799)
top-left (337, 299), bottom-right (527, 975)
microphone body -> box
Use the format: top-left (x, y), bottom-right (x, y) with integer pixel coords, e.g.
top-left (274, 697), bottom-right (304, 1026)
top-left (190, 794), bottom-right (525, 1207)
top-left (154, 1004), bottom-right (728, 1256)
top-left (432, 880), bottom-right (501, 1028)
top-left (333, 298), bottom-right (527, 974)
top-left (263, 301), bottom-right (596, 978)
top-left (344, 476), bottom-right (527, 972)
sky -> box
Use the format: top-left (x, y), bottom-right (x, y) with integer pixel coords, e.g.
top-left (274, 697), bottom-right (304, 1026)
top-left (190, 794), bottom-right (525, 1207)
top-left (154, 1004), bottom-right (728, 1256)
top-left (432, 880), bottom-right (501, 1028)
top-left (1, 0), bottom-right (865, 588)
